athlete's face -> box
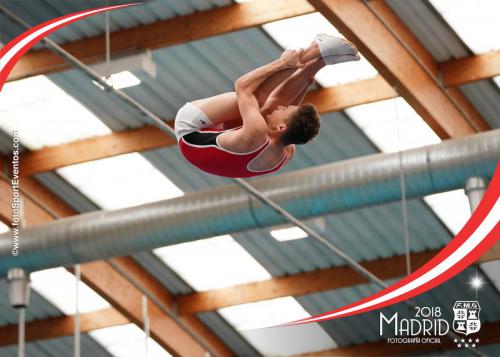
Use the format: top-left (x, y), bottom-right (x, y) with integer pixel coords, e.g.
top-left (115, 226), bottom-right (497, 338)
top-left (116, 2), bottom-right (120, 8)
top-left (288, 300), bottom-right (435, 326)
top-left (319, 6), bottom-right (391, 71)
top-left (267, 105), bottom-right (298, 133)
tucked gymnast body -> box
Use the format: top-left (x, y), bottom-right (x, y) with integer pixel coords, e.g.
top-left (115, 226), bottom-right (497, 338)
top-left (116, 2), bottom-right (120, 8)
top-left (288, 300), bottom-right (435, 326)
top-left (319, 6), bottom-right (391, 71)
top-left (175, 34), bottom-right (359, 178)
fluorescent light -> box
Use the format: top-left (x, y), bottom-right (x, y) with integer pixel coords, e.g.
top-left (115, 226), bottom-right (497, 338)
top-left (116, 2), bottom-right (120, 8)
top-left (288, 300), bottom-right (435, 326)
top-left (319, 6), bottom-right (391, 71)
top-left (0, 222), bottom-right (9, 233)
top-left (154, 235), bottom-right (271, 291)
top-left (107, 71), bottom-right (141, 89)
top-left (30, 267), bottom-right (110, 315)
top-left (423, 190), bottom-right (471, 236)
top-left (429, 0), bottom-right (500, 54)
top-left (345, 98), bottom-right (441, 152)
top-left (218, 297), bottom-right (337, 355)
top-left (57, 153), bottom-right (184, 210)
top-left (270, 226), bottom-right (308, 242)
top-left (89, 323), bottom-right (172, 357)
top-left (93, 71), bottom-right (141, 90)
top-left (0, 75), bottom-right (111, 150)
top-left (262, 12), bottom-right (378, 86)
top-left (91, 50), bottom-right (156, 78)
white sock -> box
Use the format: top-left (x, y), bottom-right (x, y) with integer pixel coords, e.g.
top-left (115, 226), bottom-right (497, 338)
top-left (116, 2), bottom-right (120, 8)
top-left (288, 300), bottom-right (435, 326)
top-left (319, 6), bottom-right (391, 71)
top-left (315, 33), bottom-right (359, 64)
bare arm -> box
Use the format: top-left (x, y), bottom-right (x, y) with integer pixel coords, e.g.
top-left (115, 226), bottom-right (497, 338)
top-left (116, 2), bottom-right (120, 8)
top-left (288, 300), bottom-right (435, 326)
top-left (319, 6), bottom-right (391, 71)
top-left (235, 50), bottom-right (304, 134)
top-left (236, 59), bottom-right (287, 95)
top-left (291, 76), bottom-right (315, 106)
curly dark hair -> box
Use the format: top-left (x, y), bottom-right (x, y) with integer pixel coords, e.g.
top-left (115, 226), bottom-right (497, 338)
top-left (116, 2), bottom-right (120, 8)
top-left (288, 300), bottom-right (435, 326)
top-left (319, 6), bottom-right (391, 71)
top-left (281, 104), bottom-right (320, 145)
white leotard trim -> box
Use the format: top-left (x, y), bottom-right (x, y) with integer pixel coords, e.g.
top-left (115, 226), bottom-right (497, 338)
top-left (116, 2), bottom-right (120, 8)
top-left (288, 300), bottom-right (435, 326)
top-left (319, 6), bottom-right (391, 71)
top-left (246, 144), bottom-right (288, 173)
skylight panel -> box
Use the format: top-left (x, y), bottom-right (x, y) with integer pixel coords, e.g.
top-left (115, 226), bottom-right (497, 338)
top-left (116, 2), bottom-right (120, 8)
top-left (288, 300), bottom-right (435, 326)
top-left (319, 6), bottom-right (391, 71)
top-left (423, 190), bottom-right (471, 236)
top-left (0, 75), bottom-right (111, 150)
top-left (218, 297), bottom-right (337, 356)
top-left (0, 222), bottom-right (9, 233)
top-left (262, 12), bottom-right (378, 86)
top-left (429, 0), bottom-right (500, 54)
top-left (270, 226), bottom-right (308, 242)
top-left (30, 267), bottom-right (110, 315)
top-left (345, 98), bottom-right (441, 152)
top-left (89, 324), bottom-right (172, 357)
top-left (57, 153), bottom-right (183, 210)
top-left (153, 235), bottom-right (271, 291)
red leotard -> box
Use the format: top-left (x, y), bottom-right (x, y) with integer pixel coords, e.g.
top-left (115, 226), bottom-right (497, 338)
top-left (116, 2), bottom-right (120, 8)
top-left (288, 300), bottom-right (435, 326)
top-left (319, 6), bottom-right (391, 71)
top-left (179, 129), bottom-right (288, 178)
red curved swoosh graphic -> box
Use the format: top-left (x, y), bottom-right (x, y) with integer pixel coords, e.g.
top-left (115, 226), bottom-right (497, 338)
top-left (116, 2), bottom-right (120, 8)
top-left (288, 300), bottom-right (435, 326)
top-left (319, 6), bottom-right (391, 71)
top-left (0, 3), bottom-right (499, 326)
top-left (0, 3), bottom-right (139, 90)
top-left (283, 161), bottom-right (500, 326)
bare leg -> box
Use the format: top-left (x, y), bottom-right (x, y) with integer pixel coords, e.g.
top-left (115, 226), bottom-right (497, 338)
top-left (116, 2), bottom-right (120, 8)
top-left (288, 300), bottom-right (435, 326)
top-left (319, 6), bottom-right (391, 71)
top-left (253, 42), bottom-right (322, 105)
top-left (260, 57), bottom-right (325, 114)
top-left (190, 43), bottom-right (323, 126)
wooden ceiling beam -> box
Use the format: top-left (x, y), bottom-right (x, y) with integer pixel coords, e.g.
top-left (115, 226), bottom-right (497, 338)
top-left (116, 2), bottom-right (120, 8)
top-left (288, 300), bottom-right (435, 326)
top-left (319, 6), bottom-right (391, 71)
top-left (19, 75), bottom-right (395, 176)
top-left (177, 244), bottom-right (498, 315)
top-left (442, 50), bottom-right (500, 87)
top-left (176, 249), bottom-right (435, 315)
top-left (78, 261), bottom-right (215, 356)
top-left (12, 0), bottom-right (497, 176)
top-left (20, 123), bottom-right (176, 176)
top-left (0, 163), bottom-right (234, 356)
top-left (0, 308), bottom-right (127, 347)
top-left (109, 256), bottom-right (234, 357)
top-left (307, 0), bottom-right (488, 139)
top-left (8, 0), bottom-right (315, 81)
top-left (365, 0), bottom-right (490, 133)
top-left (7, 0), bottom-right (500, 92)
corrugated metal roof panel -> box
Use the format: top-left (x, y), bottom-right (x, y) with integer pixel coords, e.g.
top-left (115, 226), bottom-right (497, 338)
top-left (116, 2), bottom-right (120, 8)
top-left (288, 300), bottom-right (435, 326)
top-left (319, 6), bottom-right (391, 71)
top-left (0, 0), bottom-right (232, 49)
top-left (460, 81), bottom-right (500, 129)
top-left (233, 199), bottom-right (451, 277)
top-left (386, 0), bottom-right (500, 131)
top-left (35, 172), bottom-right (99, 214)
top-left (0, 130), bottom-right (14, 155)
top-left (2, 2), bottom-right (498, 354)
top-left (48, 28), bottom-right (282, 132)
top-left (0, 334), bottom-right (113, 357)
top-left (197, 312), bottom-right (261, 356)
top-left (0, 281), bottom-right (61, 327)
top-left (132, 252), bottom-right (192, 295)
top-left (386, 0), bottom-right (469, 62)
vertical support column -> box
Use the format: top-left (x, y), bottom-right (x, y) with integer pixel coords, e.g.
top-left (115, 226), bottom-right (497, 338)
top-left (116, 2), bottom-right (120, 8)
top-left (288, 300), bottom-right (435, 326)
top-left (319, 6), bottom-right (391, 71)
top-left (7, 268), bottom-right (30, 357)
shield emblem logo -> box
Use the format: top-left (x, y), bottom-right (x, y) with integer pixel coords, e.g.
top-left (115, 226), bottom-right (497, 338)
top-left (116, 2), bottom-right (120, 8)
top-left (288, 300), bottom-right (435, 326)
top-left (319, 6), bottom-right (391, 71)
top-left (453, 301), bottom-right (481, 335)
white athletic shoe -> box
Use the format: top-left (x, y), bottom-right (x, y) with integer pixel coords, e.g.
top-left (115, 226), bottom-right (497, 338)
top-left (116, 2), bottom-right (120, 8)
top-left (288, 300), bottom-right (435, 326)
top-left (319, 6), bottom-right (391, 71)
top-left (315, 33), bottom-right (360, 65)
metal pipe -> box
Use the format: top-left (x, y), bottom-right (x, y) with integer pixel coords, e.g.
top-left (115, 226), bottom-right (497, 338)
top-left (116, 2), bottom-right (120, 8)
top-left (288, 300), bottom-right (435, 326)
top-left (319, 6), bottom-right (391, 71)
top-left (0, 129), bottom-right (498, 275)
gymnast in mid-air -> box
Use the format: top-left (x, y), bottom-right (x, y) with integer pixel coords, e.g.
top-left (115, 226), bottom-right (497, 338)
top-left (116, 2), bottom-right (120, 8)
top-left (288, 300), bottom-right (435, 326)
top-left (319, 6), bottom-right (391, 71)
top-left (175, 34), bottom-right (359, 178)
